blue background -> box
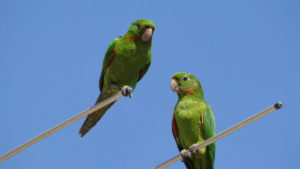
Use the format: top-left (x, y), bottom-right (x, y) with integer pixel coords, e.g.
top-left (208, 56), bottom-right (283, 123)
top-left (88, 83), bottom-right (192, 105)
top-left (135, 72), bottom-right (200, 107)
top-left (1, 0), bottom-right (299, 169)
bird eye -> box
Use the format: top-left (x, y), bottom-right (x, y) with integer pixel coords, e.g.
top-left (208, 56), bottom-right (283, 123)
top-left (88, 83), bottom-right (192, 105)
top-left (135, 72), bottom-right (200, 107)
top-left (136, 23), bottom-right (141, 29)
top-left (182, 76), bottom-right (189, 81)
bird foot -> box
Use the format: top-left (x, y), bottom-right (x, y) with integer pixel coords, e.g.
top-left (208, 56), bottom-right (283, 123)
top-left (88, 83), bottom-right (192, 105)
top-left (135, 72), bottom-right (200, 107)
top-left (189, 144), bottom-right (200, 155)
top-left (180, 149), bottom-right (192, 161)
top-left (122, 85), bottom-right (133, 98)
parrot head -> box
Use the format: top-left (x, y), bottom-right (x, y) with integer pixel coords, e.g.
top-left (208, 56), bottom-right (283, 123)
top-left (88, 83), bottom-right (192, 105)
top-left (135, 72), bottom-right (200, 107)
top-left (170, 72), bottom-right (204, 98)
top-left (128, 19), bottom-right (156, 42)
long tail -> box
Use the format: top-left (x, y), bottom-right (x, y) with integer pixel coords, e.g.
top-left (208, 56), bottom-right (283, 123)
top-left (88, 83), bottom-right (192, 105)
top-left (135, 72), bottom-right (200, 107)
top-left (183, 153), bottom-right (214, 169)
top-left (79, 93), bottom-right (116, 137)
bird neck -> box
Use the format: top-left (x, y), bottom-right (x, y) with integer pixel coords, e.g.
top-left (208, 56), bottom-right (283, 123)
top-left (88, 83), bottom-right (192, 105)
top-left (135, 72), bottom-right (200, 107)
top-left (178, 92), bottom-right (204, 101)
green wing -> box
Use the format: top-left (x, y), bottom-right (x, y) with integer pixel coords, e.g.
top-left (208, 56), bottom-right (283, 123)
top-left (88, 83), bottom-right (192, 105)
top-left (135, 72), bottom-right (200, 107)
top-left (137, 62), bottom-right (151, 81)
top-left (172, 115), bottom-right (183, 150)
top-left (99, 38), bottom-right (119, 91)
top-left (172, 115), bottom-right (194, 169)
top-left (203, 103), bottom-right (216, 168)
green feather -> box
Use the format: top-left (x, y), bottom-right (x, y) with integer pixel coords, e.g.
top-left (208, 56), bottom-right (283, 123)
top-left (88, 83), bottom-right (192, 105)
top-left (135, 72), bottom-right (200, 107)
top-left (79, 19), bottom-right (156, 136)
top-left (171, 72), bottom-right (216, 169)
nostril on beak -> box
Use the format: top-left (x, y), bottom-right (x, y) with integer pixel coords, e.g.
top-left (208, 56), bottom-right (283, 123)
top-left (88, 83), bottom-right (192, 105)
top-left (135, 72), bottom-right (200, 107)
top-left (141, 28), bottom-right (153, 42)
top-left (170, 79), bottom-right (178, 92)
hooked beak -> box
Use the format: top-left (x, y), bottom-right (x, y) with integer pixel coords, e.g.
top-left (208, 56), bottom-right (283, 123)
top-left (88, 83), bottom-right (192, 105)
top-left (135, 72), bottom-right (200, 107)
top-left (170, 79), bottom-right (180, 94)
top-left (141, 27), bottom-right (153, 42)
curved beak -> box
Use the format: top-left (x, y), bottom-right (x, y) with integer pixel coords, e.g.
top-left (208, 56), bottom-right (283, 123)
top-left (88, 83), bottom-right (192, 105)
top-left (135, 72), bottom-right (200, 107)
top-left (170, 79), bottom-right (180, 93)
top-left (141, 27), bottom-right (153, 42)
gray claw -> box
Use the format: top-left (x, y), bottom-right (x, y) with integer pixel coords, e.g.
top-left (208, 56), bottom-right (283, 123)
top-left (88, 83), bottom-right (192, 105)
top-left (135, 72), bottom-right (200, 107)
top-left (189, 144), bottom-right (200, 155)
top-left (180, 149), bottom-right (192, 160)
top-left (122, 85), bottom-right (133, 98)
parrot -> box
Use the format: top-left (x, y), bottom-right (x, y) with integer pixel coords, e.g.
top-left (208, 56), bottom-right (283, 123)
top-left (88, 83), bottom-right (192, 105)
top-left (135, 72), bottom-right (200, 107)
top-left (170, 72), bottom-right (216, 169)
top-left (79, 19), bottom-right (156, 137)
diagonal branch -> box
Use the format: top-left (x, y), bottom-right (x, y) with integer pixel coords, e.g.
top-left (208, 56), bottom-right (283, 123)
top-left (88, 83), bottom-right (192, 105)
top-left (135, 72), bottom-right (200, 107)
top-left (153, 102), bottom-right (283, 169)
top-left (0, 91), bottom-right (124, 163)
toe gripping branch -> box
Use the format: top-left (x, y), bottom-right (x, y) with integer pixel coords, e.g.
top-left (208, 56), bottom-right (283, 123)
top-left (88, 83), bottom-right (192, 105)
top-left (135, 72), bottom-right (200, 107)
top-left (180, 149), bottom-right (192, 160)
top-left (180, 144), bottom-right (200, 160)
top-left (122, 85), bottom-right (133, 98)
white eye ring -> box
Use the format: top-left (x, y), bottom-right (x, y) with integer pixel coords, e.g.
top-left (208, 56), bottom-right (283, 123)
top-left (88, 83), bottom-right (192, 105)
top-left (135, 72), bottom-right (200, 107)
top-left (182, 75), bottom-right (189, 81)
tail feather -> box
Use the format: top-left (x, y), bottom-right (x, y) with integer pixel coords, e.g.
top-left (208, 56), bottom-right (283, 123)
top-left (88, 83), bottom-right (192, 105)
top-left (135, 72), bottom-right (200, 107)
top-left (79, 94), bottom-right (116, 137)
top-left (183, 153), bottom-right (214, 169)
top-left (183, 158), bottom-right (194, 169)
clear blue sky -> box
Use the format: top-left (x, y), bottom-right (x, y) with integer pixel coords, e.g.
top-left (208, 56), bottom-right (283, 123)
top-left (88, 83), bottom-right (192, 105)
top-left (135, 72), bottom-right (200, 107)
top-left (1, 0), bottom-right (299, 169)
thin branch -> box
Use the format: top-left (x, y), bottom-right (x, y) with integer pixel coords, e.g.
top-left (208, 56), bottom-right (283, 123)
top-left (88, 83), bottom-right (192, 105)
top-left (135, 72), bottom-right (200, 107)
top-left (153, 102), bottom-right (283, 169)
top-left (0, 91), bottom-right (124, 163)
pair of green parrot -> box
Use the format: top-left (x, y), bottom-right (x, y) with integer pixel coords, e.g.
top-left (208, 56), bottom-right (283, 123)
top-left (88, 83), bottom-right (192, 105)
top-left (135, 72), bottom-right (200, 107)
top-left (79, 19), bottom-right (216, 169)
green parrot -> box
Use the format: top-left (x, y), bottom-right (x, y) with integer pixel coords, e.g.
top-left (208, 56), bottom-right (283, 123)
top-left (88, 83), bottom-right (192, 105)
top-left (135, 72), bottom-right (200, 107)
top-left (170, 72), bottom-right (216, 169)
top-left (79, 19), bottom-right (156, 137)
